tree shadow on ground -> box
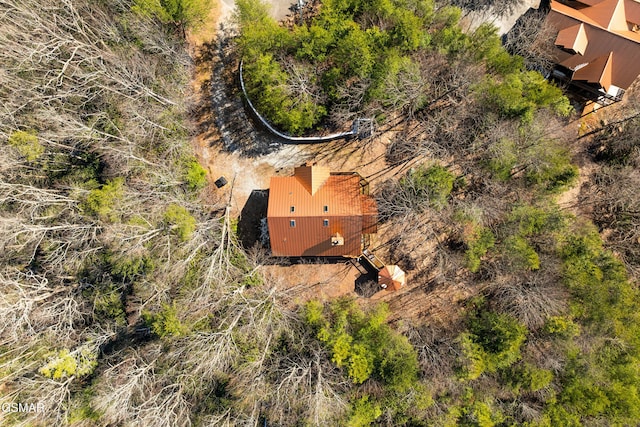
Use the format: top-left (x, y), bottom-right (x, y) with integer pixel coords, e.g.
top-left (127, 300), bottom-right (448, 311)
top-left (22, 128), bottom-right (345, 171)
top-left (354, 260), bottom-right (381, 297)
top-left (355, 276), bottom-right (380, 298)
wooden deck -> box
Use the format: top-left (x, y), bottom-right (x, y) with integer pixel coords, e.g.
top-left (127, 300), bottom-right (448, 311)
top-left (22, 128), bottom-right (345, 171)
top-left (360, 249), bottom-right (385, 271)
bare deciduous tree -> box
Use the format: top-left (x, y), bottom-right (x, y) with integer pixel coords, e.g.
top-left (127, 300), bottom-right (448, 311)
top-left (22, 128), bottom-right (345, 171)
top-left (581, 167), bottom-right (640, 277)
top-left (0, 269), bottom-right (87, 347)
top-left (503, 10), bottom-right (557, 74)
top-left (487, 273), bottom-right (567, 330)
top-left (95, 350), bottom-right (192, 427)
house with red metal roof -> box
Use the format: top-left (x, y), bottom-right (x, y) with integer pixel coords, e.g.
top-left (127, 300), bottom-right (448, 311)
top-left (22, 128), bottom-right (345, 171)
top-left (547, 0), bottom-right (640, 104)
top-left (267, 163), bottom-right (377, 257)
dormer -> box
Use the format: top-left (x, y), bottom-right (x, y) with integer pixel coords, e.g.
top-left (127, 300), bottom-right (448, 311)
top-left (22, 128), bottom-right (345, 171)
top-left (555, 23), bottom-right (589, 55)
top-left (294, 162), bottom-right (330, 195)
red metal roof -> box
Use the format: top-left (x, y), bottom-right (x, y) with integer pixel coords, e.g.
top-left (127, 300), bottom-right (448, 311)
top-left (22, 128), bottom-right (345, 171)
top-left (267, 164), bottom-right (378, 257)
top-left (549, 0), bottom-right (640, 90)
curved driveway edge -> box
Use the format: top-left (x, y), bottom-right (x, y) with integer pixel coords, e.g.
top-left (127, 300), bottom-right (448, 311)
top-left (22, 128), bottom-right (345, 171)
top-left (239, 60), bottom-right (360, 144)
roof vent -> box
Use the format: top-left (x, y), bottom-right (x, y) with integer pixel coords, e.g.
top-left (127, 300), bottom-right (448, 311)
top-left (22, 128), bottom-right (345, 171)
top-left (331, 232), bottom-right (344, 246)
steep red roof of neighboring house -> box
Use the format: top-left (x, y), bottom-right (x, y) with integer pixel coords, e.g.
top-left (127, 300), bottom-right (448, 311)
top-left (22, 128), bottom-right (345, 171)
top-left (267, 163), bottom-right (378, 257)
top-left (548, 0), bottom-right (640, 92)
top-left (582, 0), bottom-right (629, 31)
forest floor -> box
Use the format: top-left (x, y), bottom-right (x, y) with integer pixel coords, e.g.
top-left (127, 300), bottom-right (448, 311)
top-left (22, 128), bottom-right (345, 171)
top-left (556, 83), bottom-right (640, 220)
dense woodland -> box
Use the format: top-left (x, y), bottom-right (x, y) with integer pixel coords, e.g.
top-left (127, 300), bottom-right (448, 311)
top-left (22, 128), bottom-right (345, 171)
top-left (1, 0), bottom-right (639, 426)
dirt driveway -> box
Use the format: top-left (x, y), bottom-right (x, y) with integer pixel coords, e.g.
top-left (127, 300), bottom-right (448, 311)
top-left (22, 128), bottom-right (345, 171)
top-left (190, 0), bottom-right (309, 216)
top-left (218, 0), bottom-right (296, 23)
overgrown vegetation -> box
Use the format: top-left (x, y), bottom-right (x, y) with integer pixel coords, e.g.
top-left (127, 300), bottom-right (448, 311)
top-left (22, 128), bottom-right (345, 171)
top-left (133, 0), bottom-right (212, 34)
top-left (8, 130), bottom-right (44, 161)
top-left (305, 300), bottom-right (430, 424)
